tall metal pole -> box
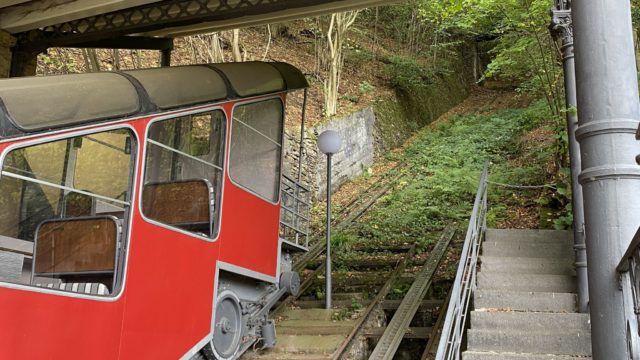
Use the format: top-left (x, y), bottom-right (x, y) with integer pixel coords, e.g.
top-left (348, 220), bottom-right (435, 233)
top-left (572, 0), bottom-right (640, 357)
top-left (550, 1), bottom-right (588, 314)
top-left (325, 153), bottom-right (333, 310)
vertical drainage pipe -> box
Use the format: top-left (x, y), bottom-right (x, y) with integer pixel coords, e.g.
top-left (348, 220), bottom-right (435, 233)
top-left (573, 0), bottom-right (640, 357)
top-left (550, 2), bottom-right (588, 314)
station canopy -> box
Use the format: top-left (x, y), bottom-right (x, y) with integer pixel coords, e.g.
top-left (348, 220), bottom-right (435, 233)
top-left (0, 61), bottom-right (307, 135)
top-left (0, 0), bottom-right (399, 50)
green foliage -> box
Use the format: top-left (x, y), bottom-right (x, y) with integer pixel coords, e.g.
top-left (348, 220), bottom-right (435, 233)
top-left (352, 100), bottom-right (552, 244)
top-left (383, 56), bottom-right (432, 90)
top-left (359, 81), bottom-right (375, 94)
top-left (415, 0), bottom-right (564, 115)
top-left (341, 94), bottom-right (360, 103)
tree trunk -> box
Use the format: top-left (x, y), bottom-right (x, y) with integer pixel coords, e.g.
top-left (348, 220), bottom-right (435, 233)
top-left (231, 29), bottom-right (242, 62)
top-left (323, 11), bottom-right (359, 117)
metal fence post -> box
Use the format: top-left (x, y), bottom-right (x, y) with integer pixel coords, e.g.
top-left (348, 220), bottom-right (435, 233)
top-left (550, 0), bottom-right (588, 314)
top-left (572, 0), bottom-right (640, 357)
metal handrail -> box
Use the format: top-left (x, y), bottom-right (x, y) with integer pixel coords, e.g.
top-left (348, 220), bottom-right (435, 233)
top-left (435, 161), bottom-right (489, 360)
top-left (279, 174), bottom-right (311, 248)
top-left (617, 227), bottom-right (640, 359)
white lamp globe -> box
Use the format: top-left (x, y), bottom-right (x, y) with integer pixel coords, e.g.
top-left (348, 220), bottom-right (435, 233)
top-left (318, 130), bottom-right (342, 155)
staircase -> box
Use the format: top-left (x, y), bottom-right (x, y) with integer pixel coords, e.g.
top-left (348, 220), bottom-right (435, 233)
top-left (463, 229), bottom-right (592, 360)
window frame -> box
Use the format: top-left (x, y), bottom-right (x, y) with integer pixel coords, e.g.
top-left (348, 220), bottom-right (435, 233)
top-left (138, 105), bottom-right (227, 243)
top-left (0, 124), bottom-right (139, 301)
top-left (227, 96), bottom-right (285, 205)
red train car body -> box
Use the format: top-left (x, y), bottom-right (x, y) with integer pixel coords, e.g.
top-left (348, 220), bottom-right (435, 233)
top-left (0, 62), bottom-right (309, 360)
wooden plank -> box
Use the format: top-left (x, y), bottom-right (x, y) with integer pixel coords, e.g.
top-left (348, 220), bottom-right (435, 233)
top-left (421, 287), bottom-right (453, 359)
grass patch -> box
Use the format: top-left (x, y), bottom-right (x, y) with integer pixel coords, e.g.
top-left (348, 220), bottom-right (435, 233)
top-left (332, 99), bottom-right (556, 250)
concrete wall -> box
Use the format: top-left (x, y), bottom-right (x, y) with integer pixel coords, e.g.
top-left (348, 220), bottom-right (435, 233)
top-left (314, 107), bottom-right (376, 197)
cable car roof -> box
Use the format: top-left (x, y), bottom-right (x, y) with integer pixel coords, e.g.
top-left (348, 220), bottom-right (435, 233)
top-left (0, 61), bottom-right (307, 138)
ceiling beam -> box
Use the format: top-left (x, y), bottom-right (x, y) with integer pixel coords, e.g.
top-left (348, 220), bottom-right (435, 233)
top-left (0, 0), bottom-right (31, 9)
top-left (144, 0), bottom-right (400, 38)
top-left (63, 36), bottom-right (173, 50)
top-left (13, 0), bottom-right (403, 50)
top-left (0, 0), bottom-right (164, 33)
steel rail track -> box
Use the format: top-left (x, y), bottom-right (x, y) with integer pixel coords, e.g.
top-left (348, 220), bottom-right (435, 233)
top-left (275, 166), bottom-right (408, 316)
top-left (368, 224), bottom-right (456, 359)
top-left (332, 223), bottom-right (456, 360)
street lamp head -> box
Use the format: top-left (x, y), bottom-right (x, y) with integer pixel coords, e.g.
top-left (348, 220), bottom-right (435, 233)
top-left (318, 130), bottom-right (342, 155)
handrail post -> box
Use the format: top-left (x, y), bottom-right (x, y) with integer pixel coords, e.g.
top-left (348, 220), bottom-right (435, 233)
top-left (549, 0), bottom-right (588, 314)
top-left (572, 0), bottom-right (640, 357)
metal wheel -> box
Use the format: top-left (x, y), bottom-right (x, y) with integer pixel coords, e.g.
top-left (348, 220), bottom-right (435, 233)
top-left (210, 290), bottom-right (243, 360)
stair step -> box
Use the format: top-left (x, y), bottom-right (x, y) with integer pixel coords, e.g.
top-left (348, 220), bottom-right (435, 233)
top-left (467, 329), bottom-right (591, 356)
top-left (482, 241), bottom-right (572, 259)
top-left (273, 335), bottom-right (344, 355)
top-left (277, 320), bottom-right (353, 335)
top-left (463, 351), bottom-right (591, 360)
top-left (470, 311), bottom-right (590, 332)
top-left (477, 273), bottom-right (576, 293)
top-left (279, 309), bottom-right (335, 321)
top-left (486, 229), bottom-right (573, 243)
top-left (480, 256), bottom-right (574, 275)
top-left (474, 290), bottom-right (577, 313)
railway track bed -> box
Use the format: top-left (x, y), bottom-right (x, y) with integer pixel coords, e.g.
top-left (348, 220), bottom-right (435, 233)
top-left (243, 224), bottom-right (457, 360)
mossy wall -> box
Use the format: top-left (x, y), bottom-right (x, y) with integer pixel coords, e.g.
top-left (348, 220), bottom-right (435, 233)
top-left (374, 49), bottom-right (473, 154)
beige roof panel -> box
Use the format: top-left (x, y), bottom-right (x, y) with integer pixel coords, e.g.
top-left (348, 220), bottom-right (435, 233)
top-left (211, 62), bottom-right (285, 97)
top-left (0, 72), bottom-right (139, 130)
top-left (125, 66), bottom-right (228, 109)
top-left (0, 61), bottom-right (307, 135)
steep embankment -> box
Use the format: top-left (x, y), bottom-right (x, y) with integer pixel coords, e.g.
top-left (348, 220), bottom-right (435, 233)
top-left (324, 87), bottom-right (559, 255)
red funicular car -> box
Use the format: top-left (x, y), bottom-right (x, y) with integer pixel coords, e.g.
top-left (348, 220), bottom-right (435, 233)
top-left (0, 62), bottom-right (311, 360)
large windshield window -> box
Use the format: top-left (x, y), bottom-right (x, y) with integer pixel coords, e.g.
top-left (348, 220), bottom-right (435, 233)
top-left (142, 110), bottom-right (225, 238)
top-left (0, 129), bottom-right (135, 296)
top-left (229, 99), bottom-right (284, 202)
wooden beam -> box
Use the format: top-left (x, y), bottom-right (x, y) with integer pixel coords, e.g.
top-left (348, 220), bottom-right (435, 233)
top-left (0, 0), bottom-right (163, 33)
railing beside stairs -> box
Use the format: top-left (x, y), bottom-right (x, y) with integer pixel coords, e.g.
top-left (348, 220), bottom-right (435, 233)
top-left (617, 227), bottom-right (640, 358)
top-left (435, 161), bottom-right (489, 360)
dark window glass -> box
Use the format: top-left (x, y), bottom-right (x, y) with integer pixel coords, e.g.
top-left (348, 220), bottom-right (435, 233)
top-left (229, 99), bottom-right (283, 202)
top-left (142, 111), bottom-right (225, 238)
top-left (0, 129), bottom-right (135, 296)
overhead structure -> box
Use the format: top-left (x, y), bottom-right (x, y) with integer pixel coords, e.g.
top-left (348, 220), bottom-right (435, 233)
top-left (0, 0), bottom-right (396, 50)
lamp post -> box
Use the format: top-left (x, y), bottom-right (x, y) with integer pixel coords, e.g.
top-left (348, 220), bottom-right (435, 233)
top-left (318, 130), bottom-right (342, 310)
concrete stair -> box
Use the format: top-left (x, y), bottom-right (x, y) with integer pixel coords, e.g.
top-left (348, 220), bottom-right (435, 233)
top-left (462, 229), bottom-right (592, 360)
top-left (243, 308), bottom-right (354, 359)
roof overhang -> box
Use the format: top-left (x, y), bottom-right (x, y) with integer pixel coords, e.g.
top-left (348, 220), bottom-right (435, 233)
top-left (0, 0), bottom-right (403, 50)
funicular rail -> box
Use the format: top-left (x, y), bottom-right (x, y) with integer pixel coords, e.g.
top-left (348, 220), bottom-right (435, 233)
top-left (330, 223), bottom-right (456, 360)
top-left (367, 224), bottom-right (456, 359)
top-left (271, 163), bottom-right (408, 316)
top-left (244, 160), bottom-right (467, 359)
top-left (435, 162), bottom-right (489, 360)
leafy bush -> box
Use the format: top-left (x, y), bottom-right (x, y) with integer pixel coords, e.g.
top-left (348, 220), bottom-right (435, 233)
top-left (383, 56), bottom-right (432, 90)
